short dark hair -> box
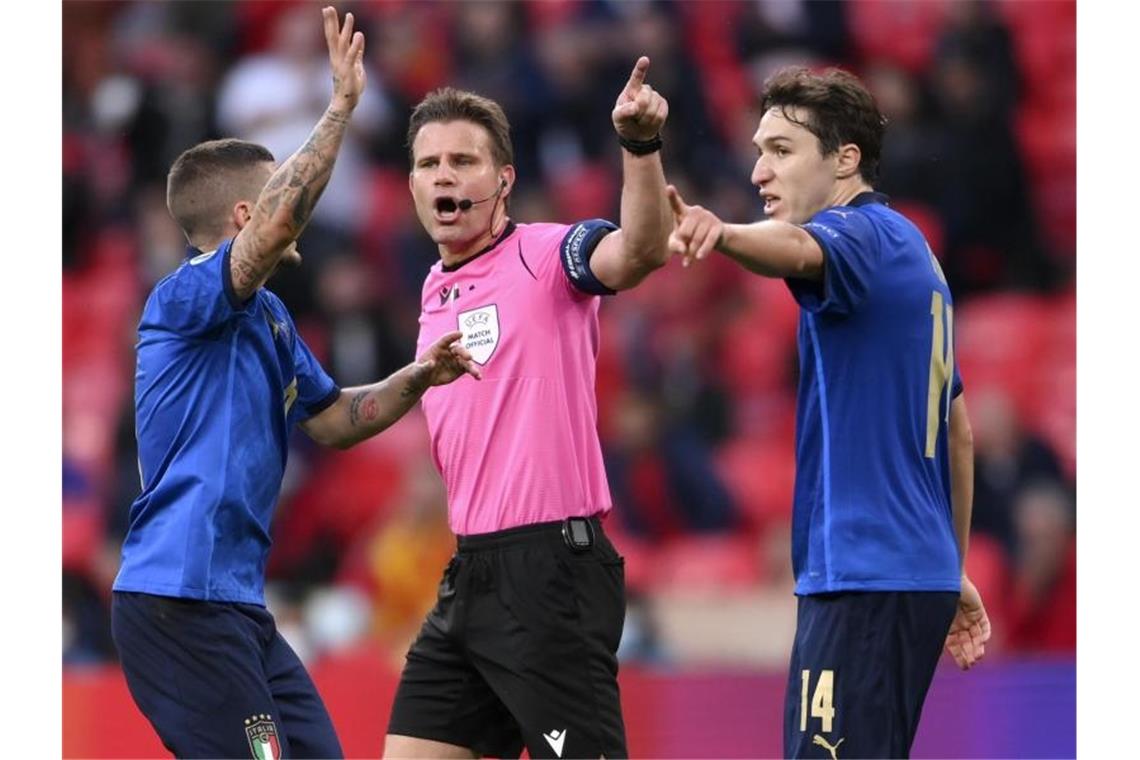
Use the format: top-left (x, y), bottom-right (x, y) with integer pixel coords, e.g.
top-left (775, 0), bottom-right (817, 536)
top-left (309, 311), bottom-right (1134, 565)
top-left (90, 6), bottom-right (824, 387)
top-left (166, 138), bottom-right (275, 242)
top-left (760, 67), bottom-right (886, 184)
top-left (406, 87), bottom-right (514, 168)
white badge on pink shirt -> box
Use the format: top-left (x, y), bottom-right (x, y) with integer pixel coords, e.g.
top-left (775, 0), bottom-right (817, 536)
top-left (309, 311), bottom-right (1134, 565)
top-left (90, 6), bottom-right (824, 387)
top-left (459, 304), bottom-right (500, 365)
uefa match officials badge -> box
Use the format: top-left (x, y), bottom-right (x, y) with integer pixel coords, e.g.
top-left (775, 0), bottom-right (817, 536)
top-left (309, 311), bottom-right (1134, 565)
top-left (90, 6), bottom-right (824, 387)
top-left (458, 304), bottom-right (500, 365)
top-left (243, 714), bottom-right (281, 760)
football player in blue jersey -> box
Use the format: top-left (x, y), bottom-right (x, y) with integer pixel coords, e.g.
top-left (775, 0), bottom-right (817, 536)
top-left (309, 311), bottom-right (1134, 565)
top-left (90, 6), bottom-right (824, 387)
top-left (667, 67), bottom-right (992, 758)
top-left (110, 8), bottom-right (479, 758)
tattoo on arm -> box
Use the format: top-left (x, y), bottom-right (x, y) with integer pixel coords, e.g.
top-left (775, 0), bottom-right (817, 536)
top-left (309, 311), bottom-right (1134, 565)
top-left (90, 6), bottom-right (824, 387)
top-left (402, 364), bottom-right (434, 399)
top-left (230, 107), bottom-right (352, 298)
top-left (348, 391), bottom-right (380, 427)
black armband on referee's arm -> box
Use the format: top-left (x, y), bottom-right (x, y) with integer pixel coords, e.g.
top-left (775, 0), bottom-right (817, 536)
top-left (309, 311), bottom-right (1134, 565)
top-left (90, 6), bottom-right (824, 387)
top-left (618, 133), bottom-right (663, 156)
top-left (560, 219), bottom-right (619, 296)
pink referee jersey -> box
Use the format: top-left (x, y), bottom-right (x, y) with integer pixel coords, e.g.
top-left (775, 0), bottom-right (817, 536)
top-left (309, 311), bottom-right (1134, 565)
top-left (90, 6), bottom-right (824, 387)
top-left (416, 220), bottom-right (615, 535)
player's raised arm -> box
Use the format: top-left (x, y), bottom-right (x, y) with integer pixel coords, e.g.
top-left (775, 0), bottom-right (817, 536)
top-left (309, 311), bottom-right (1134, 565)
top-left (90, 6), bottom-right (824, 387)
top-left (301, 331), bottom-right (481, 449)
top-left (666, 184), bottom-right (824, 279)
top-left (588, 56), bottom-right (673, 292)
top-left (229, 6), bottom-right (367, 301)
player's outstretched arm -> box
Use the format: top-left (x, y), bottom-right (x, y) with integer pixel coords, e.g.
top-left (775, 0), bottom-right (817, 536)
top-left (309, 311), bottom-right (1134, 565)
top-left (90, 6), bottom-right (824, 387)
top-left (588, 56), bottom-right (673, 292)
top-left (944, 393), bottom-right (992, 670)
top-left (666, 185), bottom-right (824, 279)
top-left (301, 331), bottom-right (481, 449)
top-left (229, 6), bottom-right (366, 301)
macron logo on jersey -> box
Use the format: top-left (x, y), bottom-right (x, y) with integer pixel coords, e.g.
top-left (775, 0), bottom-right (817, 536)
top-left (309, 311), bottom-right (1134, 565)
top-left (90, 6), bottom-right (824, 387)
top-left (542, 729), bottom-right (567, 758)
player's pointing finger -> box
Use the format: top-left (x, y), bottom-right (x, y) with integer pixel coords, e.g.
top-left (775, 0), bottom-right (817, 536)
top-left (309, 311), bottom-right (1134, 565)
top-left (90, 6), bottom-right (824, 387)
top-left (666, 185), bottom-right (686, 218)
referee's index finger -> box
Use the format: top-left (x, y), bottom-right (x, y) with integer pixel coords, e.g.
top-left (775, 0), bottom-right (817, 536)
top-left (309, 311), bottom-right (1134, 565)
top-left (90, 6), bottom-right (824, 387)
top-left (625, 56), bottom-right (651, 94)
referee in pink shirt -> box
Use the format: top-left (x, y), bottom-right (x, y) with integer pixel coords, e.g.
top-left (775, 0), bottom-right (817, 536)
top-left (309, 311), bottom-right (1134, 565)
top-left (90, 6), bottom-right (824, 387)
top-left (383, 57), bottom-right (672, 759)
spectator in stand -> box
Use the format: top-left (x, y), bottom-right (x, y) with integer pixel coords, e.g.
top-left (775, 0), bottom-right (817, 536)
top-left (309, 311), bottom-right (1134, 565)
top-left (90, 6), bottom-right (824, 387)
top-left (216, 2), bottom-right (394, 316)
top-left (339, 457), bottom-right (455, 663)
top-left (1006, 482), bottom-right (1076, 652)
top-left (866, 63), bottom-right (943, 210)
top-left (935, 0), bottom-right (1021, 119)
top-left (970, 386), bottom-right (1068, 557)
top-left (929, 36), bottom-right (1055, 293)
top-left (605, 389), bottom-right (739, 540)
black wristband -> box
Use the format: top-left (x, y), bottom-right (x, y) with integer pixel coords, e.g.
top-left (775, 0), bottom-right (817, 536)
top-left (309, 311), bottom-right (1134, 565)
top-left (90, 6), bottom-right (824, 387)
top-left (618, 133), bottom-right (663, 156)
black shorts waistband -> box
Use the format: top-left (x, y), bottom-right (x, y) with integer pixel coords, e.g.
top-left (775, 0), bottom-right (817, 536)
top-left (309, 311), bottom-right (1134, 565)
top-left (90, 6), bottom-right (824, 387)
top-left (457, 515), bottom-right (604, 552)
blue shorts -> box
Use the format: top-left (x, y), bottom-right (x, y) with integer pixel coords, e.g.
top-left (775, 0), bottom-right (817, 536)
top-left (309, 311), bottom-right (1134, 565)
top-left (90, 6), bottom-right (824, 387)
top-left (111, 591), bottom-right (342, 759)
top-left (783, 591), bottom-right (957, 759)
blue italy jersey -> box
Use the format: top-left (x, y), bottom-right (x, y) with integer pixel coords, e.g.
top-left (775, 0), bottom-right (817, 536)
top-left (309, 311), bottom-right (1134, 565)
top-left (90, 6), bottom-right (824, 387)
top-left (113, 240), bottom-right (339, 604)
top-left (786, 192), bottom-right (963, 595)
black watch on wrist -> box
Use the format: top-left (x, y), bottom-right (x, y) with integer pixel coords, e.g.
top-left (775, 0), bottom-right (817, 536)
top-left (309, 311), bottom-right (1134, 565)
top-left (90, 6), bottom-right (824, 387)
top-left (618, 133), bottom-right (663, 156)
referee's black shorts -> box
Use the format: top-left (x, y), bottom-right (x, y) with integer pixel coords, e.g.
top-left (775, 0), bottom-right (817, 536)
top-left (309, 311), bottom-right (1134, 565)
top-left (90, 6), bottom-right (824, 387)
top-left (387, 515), bottom-right (627, 759)
top-left (783, 590), bottom-right (958, 759)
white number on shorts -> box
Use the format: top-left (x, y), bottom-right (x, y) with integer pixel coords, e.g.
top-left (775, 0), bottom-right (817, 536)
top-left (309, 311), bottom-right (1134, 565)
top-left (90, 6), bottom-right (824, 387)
top-left (800, 669), bottom-right (836, 733)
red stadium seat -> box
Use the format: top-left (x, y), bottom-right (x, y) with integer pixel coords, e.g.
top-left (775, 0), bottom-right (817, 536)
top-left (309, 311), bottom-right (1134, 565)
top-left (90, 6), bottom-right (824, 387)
top-left (647, 534), bottom-right (763, 591)
top-left (963, 532), bottom-right (1012, 649)
top-left (1014, 107), bottom-right (1076, 256)
top-left (892, 200), bottom-right (946, 258)
top-left (548, 161), bottom-right (617, 222)
top-left (998, 0), bottom-right (1076, 109)
top-left (955, 294), bottom-right (1052, 419)
top-left (846, 0), bottom-right (949, 73)
top-left (63, 497), bottom-right (105, 576)
top-left (716, 436), bottom-right (796, 532)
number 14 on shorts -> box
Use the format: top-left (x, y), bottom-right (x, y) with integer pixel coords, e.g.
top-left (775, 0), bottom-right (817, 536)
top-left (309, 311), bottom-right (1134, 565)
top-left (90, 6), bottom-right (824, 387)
top-left (800, 669), bottom-right (836, 733)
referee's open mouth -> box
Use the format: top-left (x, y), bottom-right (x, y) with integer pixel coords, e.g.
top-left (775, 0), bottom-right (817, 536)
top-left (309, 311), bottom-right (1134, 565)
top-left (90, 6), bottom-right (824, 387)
top-left (434, 196), bottom-right (461, 224)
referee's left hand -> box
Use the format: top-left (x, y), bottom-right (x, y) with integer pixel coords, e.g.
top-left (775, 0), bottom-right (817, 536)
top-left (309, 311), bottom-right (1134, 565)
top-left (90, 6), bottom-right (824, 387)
top-left (417, 330), bottom-right (482, 385)
top-left (612, 56), bottom-right (669, 142)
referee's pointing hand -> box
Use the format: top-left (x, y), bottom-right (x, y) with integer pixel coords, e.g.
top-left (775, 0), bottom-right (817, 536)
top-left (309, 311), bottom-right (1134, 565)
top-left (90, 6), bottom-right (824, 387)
top-left (612, 56), bottom-right (669, 142)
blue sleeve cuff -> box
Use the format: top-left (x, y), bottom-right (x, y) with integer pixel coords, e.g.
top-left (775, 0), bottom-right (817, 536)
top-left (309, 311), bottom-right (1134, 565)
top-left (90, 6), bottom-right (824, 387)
top-left (560, 219), bottom-right (619, 296)
top-left (304, 386), bottom-right (341, 417)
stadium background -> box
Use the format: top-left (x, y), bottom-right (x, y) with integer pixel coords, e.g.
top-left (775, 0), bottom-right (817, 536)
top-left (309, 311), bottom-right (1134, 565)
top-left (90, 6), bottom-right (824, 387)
top-left (61, 0), bottom-right (1075, 756)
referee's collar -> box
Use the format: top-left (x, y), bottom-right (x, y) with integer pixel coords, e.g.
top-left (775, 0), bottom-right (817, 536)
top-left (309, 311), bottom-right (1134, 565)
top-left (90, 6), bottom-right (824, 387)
top-left (441, 220), bottom-right (516, 272)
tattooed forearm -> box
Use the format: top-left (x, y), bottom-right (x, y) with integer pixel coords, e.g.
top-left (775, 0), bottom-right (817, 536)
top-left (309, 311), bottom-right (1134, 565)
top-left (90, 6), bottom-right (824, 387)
top-left (402, 363), bottom-right (434, 399)
top-left (229, 107), bottom-right (353, 298)
top-left (231, 254), bottom-right (260, 293)
top-left (348, 390), bottom-right (380, 427)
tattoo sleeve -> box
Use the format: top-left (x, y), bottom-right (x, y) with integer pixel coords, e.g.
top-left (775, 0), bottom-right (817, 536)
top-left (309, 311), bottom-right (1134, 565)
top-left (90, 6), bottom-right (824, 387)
top-left (230, 107), bottom-right (352, 300)
top-left (402, 363), bottom-right (434, 399)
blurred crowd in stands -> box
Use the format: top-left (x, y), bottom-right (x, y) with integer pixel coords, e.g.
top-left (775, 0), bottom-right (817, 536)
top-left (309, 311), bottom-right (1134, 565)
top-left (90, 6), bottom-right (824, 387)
top-left (63, 0), bottom-right (1075, 667)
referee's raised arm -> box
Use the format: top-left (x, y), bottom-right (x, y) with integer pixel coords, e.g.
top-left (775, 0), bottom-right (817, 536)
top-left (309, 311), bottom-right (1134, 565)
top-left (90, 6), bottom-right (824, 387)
top-left (586, 55), bottom-right (674, 292)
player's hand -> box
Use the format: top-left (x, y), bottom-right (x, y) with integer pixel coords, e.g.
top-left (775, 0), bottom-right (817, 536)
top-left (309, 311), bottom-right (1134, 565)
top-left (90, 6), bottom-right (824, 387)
top-left (612, 56), bottom-right (669, 142)
top-left (944, 575), bottom-right (992, 670)
top-left (323, 6), bottom-right (366, 110)
top-left (666, 184), bottom-right (724, 267)
top-left (416, 330), bottom-right (482, 386)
